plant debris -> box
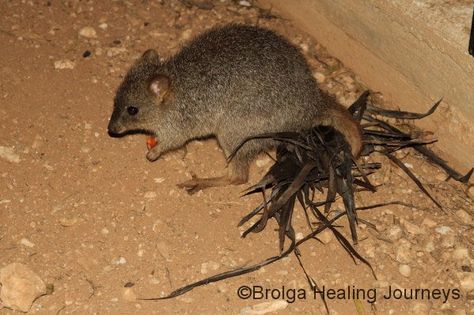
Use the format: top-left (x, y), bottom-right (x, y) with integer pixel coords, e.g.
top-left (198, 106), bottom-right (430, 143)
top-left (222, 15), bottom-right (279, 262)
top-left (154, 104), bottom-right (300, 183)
top-left (141, 91), bottom-right (472, 302)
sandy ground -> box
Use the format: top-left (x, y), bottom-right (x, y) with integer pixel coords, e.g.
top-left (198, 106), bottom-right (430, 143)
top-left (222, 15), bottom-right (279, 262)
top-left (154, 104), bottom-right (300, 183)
top-left (0, 1), bottom-right (473, 314)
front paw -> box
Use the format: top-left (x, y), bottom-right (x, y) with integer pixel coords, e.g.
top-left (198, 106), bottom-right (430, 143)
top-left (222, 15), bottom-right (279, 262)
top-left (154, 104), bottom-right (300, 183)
top-left (146, 148), bottom-right (161, 162)
top-left (177, 178), bottom-right (201, 195)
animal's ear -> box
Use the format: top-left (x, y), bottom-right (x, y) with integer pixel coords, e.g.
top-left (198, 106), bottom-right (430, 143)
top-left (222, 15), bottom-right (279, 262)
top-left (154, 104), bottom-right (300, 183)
top-left (141, 49), bottom-right (160, 65)
top-left (149, 75), bottom-right (170, 99)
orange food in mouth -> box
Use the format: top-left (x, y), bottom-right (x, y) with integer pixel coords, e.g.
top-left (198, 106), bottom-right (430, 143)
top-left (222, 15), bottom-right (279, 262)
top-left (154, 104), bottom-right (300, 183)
top-left (146, 136), bottom-right (158, 150)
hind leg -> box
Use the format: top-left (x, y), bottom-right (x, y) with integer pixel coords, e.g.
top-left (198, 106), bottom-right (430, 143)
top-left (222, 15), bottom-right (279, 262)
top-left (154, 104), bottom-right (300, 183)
top-left (177, 154), bottom-right (250, 194)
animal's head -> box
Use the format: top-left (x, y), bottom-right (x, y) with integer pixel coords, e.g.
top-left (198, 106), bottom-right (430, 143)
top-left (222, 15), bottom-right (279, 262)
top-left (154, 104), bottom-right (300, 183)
top-left (107, 49), bottom-right (171, 137)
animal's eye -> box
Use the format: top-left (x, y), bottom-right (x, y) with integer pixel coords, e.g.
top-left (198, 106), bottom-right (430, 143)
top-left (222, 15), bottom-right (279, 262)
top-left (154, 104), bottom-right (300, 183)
top-left (127, 106), bottom-right (139, 116)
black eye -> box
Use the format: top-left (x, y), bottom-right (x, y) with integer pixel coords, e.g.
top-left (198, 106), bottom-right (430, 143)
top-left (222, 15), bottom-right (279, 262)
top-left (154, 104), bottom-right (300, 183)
top-left (127, 106), bottom-right (139, 116)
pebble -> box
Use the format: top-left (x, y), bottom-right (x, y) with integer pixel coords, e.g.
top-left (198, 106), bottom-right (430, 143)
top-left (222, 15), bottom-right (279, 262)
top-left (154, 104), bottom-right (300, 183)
top-left (0, 146), bottom-right (21, 163)
top-left (112, 257), bottom-right (127, 265)
top-left (399, 264), bottom-right (411, 277)
top-left (452, 247), bottom-right (471, 262)
top-left (98, 23), bottom-right (108, 30)
top-left (180, 29), bottom-right (193, 41)
top-left (318, 230), bottom-right (333, 244)
top-left (238, 0), bottom-right (251, 7)
top-left (386, 225), bottom-right (403, 241)
top-left (401, 220), bottom-right (424, 235)
top-left (458, 272), bottom-right (474, 290)
top-left (78, 26), bottom-right (97, 38)
top-left (455, 209), bottom-right (473, 225)
top-left (153, 177), bottom-right (165, 183)
top-left (0, 263), bottom-right (47, 312)
top-left (314, 72), bottom-right (326, 83)
top-left (421, 218), bottom-right (437, 228)
top-left (59, 217), bottom-right (79, 227)
top-left (435, 226), bottom-right (452, 235)
top-left (20, 238), bottom-right (35, 248)
top-left (106, 47), bottom-right (127, 57)
top-left (395, 240), bottom-right (413, 263)
top-left (144, 191), bottom-right (157, 199)
top-left (54, 60), bottom-right (75, 70)
top-left (122, 288), bottom-right (137, 301)
top-left (240, 300), bottom-right (288, 315)
top-left (423, 240), bottom-right (435, 253)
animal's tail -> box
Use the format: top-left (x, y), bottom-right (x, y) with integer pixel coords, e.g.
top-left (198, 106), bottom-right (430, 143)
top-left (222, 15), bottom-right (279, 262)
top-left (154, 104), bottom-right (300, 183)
top-left (321, 103), bottom-right (363, 158)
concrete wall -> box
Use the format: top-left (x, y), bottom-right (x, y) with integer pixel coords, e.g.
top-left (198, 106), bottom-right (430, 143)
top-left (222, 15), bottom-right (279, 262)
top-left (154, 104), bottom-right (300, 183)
top-left (258, 0), bottom-right (474, 172)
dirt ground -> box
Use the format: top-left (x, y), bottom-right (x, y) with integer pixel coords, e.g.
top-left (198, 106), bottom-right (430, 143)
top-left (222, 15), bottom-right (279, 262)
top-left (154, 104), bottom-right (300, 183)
top-left (0, 1), bottom-right (473, 314)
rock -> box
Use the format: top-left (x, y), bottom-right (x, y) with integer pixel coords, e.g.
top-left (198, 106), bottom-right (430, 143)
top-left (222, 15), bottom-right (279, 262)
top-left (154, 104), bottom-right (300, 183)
top-left (452, 247), bottom-right (471, 262)
top-left (313, 72), bottom-right (326, 83)
top-left (240, 300), bottom-right (288, 315)
top-left (423, 240), bottom-right (435, 253)
top-left (318, 230), bottom-right (333, 244)
top-left (144, 191), bottom-right (157, 199)
top-left (98, 23), bottom-right (108, 30)
top-left (399, 264), bottom-right (411, 277)
top-left (19, 238), bottom-right (35, 248)
top-left (59, 217), bottom-right (79, 227)
top-left (421, 218), bottom-right (437, 228)
top-left (435, 226), bottom-right (452, 235)
top-left (396, 240), bottom-right (413, 263)
top-left (455, 209), bottom-right (473, 225)
top-left (386, 225), bottom-right (403, 241)
top-left (78, 26), bottom-right (97, 38)
top-left (0, 146), bottom-right (21, 163)
top-left (458, 272), bottom-right (474, 291)
top-left (401, 220), bottom-right (424, 235)
top-left (238, 1), bottom-right (251, 7)
top-left (122, 288), bottom-right (137, 301)
top-left (0, 263), bottom-right (47, 312)
top-left (106, 47), bottom-right (127, 57)
top-left (54, 60), bottom-right (75, 70)
top-left (180, 29), bottom-right (192, 41)
top-left (112, 257), bottom-right (127, 265)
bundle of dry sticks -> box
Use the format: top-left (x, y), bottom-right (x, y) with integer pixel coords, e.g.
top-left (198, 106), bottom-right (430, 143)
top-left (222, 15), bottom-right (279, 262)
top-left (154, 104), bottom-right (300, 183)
top-left (143, 91), bottom-right (472, 301)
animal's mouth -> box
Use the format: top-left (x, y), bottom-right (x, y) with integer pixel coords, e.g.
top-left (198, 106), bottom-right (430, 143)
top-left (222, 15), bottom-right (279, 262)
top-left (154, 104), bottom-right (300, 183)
top-left (146, 136), bottom-right (158, 150)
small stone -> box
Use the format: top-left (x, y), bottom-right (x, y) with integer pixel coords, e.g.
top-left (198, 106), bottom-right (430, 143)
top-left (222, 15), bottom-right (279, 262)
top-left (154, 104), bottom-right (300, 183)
top-left (396, 240), bottom-right (413, 263)
top-left (421, 218), bottom-right (437, 228)
top-left (59, 217), bottom-right (79, 227)
top-left (54, 60), bottom-right (75, 70)
top-left (401, 220), bottom-right (424, 235)
top-left (112, 257), bottom-right (127, 265)
top-left (458, 272), bottom-right (474, 290)
top-left (399, 264), bottom-right (411, 277)
top-left (106, 47), bottom-right (127, 57)
top-left (78, 26), bottom-right (97, 38)
top-left (318, 230), bottom-right (333, 244)
top-left (238, 0), bottom-right (251, 7)
top-left (441, 234), bottom-right (455, 248)
top-left (386, 225), bottom-right (403, 241)
top-left (295, 232), bottom-right (304, 241)
top-left (144, 191), bottom-right (157, 199)
top-left (20, 238), bottom-right (35, 248)
top-left (435, 226), bottom-right (452, 235)
top-left (0, 263), bottom-right (47, 312)
top-left (423, 240), bottom-right (435, 253)
top-left (240, 300), bottom-right (288, 315)
top-left (455, 210), bottom-right (473, 225)
top-left (153, 177), bottom-right (165, 183)
top-left (0, 146), bottom-right (21, 163)
top-left (122, 288), bottom-right (137, 301)
top-left (180, 29), bottom-right (192, 41)
top-left (101, 227), bottom-right (109, 235)
top-left (98, 23), bottom-right (108, 30)
top-left (314, 72), bottom-right (326, 83)
top-left (82, 50), bottom-right (92, 58)
top-left (452, 247), bottom-right (471, 262)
